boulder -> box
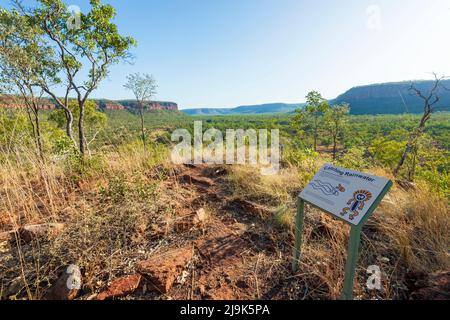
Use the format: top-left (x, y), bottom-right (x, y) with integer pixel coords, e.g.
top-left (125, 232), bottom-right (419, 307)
top-left (137, 247), bottom-right (193, 294)
top-left (97, 274), bottom-right (142, 300)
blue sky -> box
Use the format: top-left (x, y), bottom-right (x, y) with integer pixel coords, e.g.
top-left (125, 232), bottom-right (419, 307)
top-left (3, 0), bottom-right (450, 109)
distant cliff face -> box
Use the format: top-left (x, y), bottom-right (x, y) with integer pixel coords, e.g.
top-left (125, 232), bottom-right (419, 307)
top-left (0, 96), bottom-right (178, 113)
top-left (0, 96), bottom-right (56, 110)
top-left (101, 101), bottom-right (126, 110)
top-left (331, 80), bottom-right (450, 115)
top-left (98, 100), bottom-right (178, 112)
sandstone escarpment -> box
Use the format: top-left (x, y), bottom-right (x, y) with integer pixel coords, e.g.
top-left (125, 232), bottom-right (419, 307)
top-left (97, 99), bottom-right (178, 111)
top-left (0, 96), bottom-right (179, 112)
top-left (0, 96), bottom-right (56, 110)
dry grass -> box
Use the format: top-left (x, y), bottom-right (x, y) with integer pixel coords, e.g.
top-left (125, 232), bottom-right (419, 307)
top-left (0, 146), bottom-right (187, 299)
top-left (0, 147), bottom-right (448, 300)
top-left (225, 165), bottom-right (303, 206)
top-left (223, 164), bottom-right (449, 300)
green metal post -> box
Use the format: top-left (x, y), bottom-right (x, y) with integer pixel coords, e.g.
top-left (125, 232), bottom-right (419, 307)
top-left (292, 198), bottom-right (305, 273)
top-left (341, 225), bottom-right (362, 300)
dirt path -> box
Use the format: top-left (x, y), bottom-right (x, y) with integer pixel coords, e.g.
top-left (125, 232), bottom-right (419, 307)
top-left (172, 164), bottom-right (258, 300)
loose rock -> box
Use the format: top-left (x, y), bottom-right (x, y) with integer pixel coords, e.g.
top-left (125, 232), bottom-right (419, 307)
top-left (194, 208), bottom-right (209, 225)
top-left (18, 223), bottom-right (64, 244)
top-left (97, 274), bottom-right (142, 300)
top-left (137, 247), bottom-right (193, 294)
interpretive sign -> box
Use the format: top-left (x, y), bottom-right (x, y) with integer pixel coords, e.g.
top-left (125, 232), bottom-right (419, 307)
top-left (292, 164), bottom-right (393, 300)
top-left (299, 164), bottom-right (391, 226)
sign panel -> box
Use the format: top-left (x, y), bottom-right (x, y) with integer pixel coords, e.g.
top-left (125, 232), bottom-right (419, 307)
top-left (299, 164), bottom-right (390, 226)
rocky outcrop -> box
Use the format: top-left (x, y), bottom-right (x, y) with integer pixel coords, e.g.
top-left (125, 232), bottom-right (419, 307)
top-left (147, 101), bottom-right (178, 111)
top-left (98, 99), bottom-right (178, 111)
top-left (0, 96), bottom-right (56, 110)
top-left (0, 96), bottom-right (179, 112)
top-left (101, 102), bottom-right (126, 110)
top-left (332, 79), bottom-right (450, 115)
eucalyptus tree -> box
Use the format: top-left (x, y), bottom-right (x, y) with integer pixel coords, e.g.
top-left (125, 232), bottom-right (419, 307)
top-left (324, 103), bottom-right (349, 161)
top-left (293, 91), bottom-right (330, 151)
top-left (0, 8), bottom-right (59, 159)
top-left (12, 0), bottom-right (136, 156)
top-left (393, 74), bottom-right (447, 179)
top-left (124, 73), bottom-right (158, 150)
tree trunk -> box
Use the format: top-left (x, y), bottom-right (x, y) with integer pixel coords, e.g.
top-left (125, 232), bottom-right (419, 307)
top-left (393, 112), bottom-right (428, 177)
top-left (313, 115), bottom-right (318, 152)
top-left (40, 89), bottom-right (76, 147)
top-left (408, 145), bottom-right (418, 181)
top-left (313, 127), bottom-right (318, 151)
top-left (23, 93), bottom-right (44, 161)
top-left (65, 109), bottom-right (76, 146)
top-left (332, 122), bottom-right (339, 161)
top-left (139, 103), bottom-right (146, 151)
top-left (332, 135), bottom-right (337, 161)
top-left (78, 101), bottom-right (86, 156)
top-left (25, 107), bottom-right (38, 153)
top-left (34, 110), bottom-right (44, 161)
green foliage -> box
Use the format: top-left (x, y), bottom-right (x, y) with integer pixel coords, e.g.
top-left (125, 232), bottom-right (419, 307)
top-left (27, 0), bottom-right (136, 87)
top-left (50, 100), bottom-right (106, 128)
top-left (99, 174), bottom-right (158, 203)
top-left (368, 138), bottom-right (405, 168)
top-left (402, 135), bottom-right (449, 197)
top-left (0, 7), bottom-right (59, 88)
top-left (49, 100), bottom-right (107, 141)
top-left (419, 168), bottom-right (449, 198)
top-left (99, 175), bottom-right (128, 203)
top-left (64, 153), bottom-right (107, 180)
top-left (0, 99), bottom-right (448, 198)
top-left (323, 103), bottom-right (349, 159)
top-left (1, 0), bottom-right (136, 154)
top-left (338, 147), bottom-right (370, 171)
top-left (45, 125), bottom-right (75, 155)
top-left (282, 146), bottom-right (318, 168)
top-left (291, 91), bottom-right (330, 151)
top-left (0, 108), bottom-right (33, 151)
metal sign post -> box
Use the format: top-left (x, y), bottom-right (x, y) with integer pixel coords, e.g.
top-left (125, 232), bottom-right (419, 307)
top-left (291, 164), bottom-right (393, 300)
